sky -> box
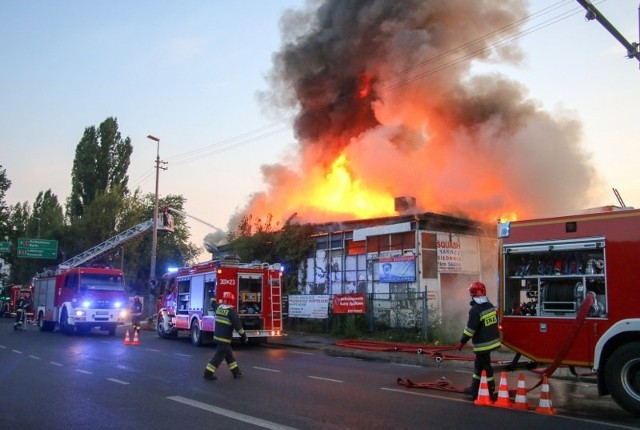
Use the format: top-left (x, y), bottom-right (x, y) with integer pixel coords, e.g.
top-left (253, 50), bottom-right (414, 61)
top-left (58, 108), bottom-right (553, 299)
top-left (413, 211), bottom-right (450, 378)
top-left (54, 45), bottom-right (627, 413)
top-left (1, 0), bottom-right (639, 264)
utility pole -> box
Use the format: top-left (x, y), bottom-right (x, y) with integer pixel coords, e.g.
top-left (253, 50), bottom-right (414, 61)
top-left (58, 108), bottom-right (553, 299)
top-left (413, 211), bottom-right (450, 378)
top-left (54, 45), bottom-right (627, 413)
top-left (146, 134), bottom-right (164, 321)
top-left (576, 0), bottom-right (640, 66)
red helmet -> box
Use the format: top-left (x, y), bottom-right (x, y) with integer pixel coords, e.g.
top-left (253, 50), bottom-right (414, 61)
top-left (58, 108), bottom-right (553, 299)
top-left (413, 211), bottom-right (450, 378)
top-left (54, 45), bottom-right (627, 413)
top-left (469, 281), bottom-right (486, 298)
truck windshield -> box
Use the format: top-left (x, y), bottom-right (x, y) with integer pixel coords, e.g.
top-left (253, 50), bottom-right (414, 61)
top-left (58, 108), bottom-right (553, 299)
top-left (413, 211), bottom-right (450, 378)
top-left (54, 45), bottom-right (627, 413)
top-left (79, 274), bottom-right (125, 292)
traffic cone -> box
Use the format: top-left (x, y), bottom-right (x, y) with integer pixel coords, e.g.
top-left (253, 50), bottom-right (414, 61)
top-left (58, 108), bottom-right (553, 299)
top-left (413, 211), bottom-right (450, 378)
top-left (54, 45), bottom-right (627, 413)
top-left (494, 372), bottom-right (512, 408)
top-left (131, 329), bottom-right (140, 346)
top-left (123, 329), bottom-right (132, 345)
top-left (474, 371), bottom-right (494, 406)
top-left (512, 374), bottom-right (530, 410)
top-left (535, 376), bottom-right (557, 415)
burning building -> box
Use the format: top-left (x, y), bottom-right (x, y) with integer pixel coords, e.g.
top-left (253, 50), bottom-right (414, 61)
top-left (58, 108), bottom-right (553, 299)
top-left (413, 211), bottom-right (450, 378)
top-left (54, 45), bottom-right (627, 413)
top-left (227, 1), bottom-right (603, 335)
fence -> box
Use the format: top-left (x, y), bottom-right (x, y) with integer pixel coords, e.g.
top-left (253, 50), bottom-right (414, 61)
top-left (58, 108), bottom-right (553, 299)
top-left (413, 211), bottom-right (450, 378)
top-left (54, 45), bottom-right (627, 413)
top-left (284, 291), bottom-right (436, 339)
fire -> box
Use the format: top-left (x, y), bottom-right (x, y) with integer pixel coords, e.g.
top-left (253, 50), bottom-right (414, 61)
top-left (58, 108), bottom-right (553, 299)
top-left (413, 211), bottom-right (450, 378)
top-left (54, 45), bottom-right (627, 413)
top-left (308, 153), bottom-right (395, 218)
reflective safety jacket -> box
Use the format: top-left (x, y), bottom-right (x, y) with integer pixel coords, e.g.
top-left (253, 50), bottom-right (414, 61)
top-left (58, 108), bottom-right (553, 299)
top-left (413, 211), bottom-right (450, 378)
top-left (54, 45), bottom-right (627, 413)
top-left (460, 301), bottom-right (501, 353)
top-left (213, 304), bottom-right (245, 344)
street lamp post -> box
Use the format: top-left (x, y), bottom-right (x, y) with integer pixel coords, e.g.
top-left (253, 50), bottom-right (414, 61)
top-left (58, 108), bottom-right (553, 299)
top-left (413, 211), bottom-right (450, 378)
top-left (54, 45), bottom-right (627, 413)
top-left (147, 134), bottom-right (160, 321)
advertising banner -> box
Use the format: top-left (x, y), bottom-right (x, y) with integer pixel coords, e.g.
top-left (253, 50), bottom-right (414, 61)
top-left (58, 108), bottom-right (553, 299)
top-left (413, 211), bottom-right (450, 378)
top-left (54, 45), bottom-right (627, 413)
top-left (332, 294), bottom-right (366, 314)
top-left (379, 255), bottom-right (416, 282)
top-left (288, 295), bottom-right (330, 319)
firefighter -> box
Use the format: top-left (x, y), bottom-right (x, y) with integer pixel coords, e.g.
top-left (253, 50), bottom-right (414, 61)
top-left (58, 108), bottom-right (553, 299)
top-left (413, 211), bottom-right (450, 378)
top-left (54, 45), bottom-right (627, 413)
top-left (203, 297), bottom-right (247, 380)
top-left (131, 295), bottom-right (143, 331)
top-left (457, 281), bottom-right (501, 401)
top-left (14, 292), bottom-right (31, 330)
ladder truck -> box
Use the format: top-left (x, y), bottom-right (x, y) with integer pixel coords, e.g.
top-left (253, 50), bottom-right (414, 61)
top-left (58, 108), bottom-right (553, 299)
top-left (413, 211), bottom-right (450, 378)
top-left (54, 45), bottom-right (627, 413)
top-left (32, 216), bottom-right (172, 335)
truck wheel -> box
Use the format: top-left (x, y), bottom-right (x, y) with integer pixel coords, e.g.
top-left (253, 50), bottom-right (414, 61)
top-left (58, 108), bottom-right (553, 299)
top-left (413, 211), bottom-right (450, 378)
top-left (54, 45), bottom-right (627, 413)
top-left (38, 312), bottom-right (46, 331)
top-left (191, 320), bottom-right (202, 346)
top-left (107, 324), bottom-right (116, 336)
top-left (60, 309), bottom-right (74, 335)
top-left (605, 342), bottom-right (640, 416)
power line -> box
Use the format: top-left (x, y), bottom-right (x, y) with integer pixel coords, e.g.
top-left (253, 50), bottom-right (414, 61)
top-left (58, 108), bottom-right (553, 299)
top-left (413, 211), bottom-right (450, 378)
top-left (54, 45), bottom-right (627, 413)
top-left (131, 0), bottom-right (603, 190)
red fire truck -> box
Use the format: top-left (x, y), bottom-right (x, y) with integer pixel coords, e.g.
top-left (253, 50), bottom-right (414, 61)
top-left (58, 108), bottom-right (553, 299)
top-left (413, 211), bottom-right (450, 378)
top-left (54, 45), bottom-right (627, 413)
top-left (156, 256), bottom-right (284, 345)
top-left (32, 266), bottom-right (128, 335)
top-left (498, 206), bottom-right (640, 415)
top-left (3, 285), bottom-right (34, 318)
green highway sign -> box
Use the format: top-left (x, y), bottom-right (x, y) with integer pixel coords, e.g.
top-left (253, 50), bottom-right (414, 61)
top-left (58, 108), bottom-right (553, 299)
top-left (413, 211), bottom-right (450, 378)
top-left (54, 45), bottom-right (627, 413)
top-left (17, 238), bottom-right (58, 259)
top-left (0, 241), bottom-right (10, 253)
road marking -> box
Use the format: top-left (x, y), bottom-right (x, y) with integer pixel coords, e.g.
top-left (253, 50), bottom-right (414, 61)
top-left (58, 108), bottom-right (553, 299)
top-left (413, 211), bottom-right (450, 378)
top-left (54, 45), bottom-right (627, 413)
top-left (145, 348), bottom-right (161, 352)
top-left (50, 361), bottom-right (63, 366)
top-left (174, 353), bottom-right (192, 358)
top-left (107, 378), bottom-right (130, 385)
top-left (11, 349), bottom-right (23, 354)
top-left (308, 376), bottom-right (344, 383)
top-left (75, 369), bottom-right (92, 374)
top-left (168, 395), bottom-right (298, 430)
top-left (28, 355), bottom-right (41, 360)
top-left (381, 387), bottom-right (469, 404)
top-left (253, 366), bottom-right (281, 373)
top-left (290, 350), bottom-right (314, 355)
top-left (391, 363), bottom-right (421, 368)
top-left (0, 345), bottom-right (6, 349)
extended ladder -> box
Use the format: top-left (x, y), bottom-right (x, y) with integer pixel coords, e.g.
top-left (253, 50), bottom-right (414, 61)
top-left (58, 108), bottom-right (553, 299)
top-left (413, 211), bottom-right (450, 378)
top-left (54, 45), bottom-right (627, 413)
top-left (59, 219), bottom-right (155, 269)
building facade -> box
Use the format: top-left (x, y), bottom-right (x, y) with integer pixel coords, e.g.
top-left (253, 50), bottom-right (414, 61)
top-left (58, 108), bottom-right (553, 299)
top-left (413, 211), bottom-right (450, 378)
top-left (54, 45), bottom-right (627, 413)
top-left (298, 212), bottom-right (497, 334)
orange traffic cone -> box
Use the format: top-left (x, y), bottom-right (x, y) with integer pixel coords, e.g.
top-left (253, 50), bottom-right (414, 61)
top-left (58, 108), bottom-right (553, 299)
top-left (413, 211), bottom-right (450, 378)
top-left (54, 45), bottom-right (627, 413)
top-left (512, 374), bottom-right (530, 410)
top-left (131, 329), bottom-right (140, 346)
top-left (474, 370), bottom-right (494, 406)
top-left (535, 376), bottom-right (557, 415)
top-left (123, 329), bottom-right (132, 345)
top-left (494, 372), bottom-right (512, 408)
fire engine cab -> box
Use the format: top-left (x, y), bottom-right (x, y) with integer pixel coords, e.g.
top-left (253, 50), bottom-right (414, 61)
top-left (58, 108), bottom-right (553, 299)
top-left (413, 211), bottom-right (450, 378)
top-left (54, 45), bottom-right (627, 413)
top-left (498, 206), bottom-right (640, 415)
top-left (156, 256), bottom-right (284, 345)
top-left (32, 266), bottom-right (128, 335)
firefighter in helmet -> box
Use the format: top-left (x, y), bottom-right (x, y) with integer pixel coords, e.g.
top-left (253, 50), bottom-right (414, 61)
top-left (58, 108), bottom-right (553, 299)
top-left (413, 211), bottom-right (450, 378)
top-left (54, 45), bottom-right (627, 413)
top-left (131, 295), bottom-right (143, 331)
top-left (203, 296), bottom-right (247, 381)
top-left (14, 292), bottom-right (32, 330)
top-left (457, 281), bottom-right (501, 400)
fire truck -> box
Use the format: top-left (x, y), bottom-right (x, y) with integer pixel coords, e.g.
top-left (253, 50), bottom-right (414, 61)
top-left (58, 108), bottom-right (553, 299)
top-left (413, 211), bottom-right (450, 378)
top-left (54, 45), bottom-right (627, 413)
top-left (498, 206), bottom-right (640, 415)
top-left (2, 285), bottom-right (34, 318)
top-left (32, 266), bottom-right (128, 335)
top-left (156, 256), bottom-right (284, 345)
top-left (30, 217), bottom-right (170, 335)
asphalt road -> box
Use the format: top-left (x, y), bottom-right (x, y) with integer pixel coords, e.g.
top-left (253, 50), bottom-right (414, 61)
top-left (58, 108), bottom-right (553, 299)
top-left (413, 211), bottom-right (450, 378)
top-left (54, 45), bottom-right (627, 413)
top-left (0, 319), bottom-right (638, 430)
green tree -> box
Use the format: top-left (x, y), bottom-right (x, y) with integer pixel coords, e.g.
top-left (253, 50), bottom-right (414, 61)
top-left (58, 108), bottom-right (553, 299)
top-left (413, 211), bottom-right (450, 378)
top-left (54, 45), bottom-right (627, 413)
top-left (0, 165), bottom-right (11, 237)
top-left (123, 193), bottom-right (200, 296)
top-left (0, 165), bottom-right (12, 290)
top-left (67, 117), bottom-right (133, 219)
top-left (228, 213), bottom-right (315, 294)
top-left (7, 191), bottom-right (65, 285)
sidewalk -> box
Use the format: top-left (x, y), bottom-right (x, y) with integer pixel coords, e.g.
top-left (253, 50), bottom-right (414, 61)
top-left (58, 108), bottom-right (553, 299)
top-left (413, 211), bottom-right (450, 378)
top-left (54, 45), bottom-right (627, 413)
top-left (272, 331), bottom-right (581, 380)
top-left (269, 331), bottom-right (480, 370)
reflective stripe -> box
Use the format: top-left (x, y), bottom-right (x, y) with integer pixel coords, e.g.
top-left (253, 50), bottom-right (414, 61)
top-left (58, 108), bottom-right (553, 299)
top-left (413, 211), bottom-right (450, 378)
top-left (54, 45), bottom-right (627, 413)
top-left (214, 336), bottom-right (231, 344)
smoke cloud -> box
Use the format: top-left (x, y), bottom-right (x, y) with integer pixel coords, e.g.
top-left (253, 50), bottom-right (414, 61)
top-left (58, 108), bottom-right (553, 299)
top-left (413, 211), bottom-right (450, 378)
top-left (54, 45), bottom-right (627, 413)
top-left (237, 0), bottom-right (602, 229)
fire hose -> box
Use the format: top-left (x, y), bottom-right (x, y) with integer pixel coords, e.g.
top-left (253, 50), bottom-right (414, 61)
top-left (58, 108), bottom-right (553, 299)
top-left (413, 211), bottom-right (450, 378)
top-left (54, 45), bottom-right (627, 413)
top-left (345, 292), bottom-right (596, 394)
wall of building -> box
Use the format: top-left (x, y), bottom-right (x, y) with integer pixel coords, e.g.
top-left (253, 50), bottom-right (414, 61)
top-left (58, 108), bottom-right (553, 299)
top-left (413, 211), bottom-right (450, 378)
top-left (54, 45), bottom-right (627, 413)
top-left (297, 213), bottom-right (496, 332)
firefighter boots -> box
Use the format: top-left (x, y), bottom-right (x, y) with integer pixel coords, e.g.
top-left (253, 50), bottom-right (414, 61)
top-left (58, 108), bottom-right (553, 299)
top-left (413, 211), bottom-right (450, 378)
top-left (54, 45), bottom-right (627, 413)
top-left (232, 368), bottom-right (242, 379)
top-left (464, 378), bottom-right (480, 400)
top-left (203, 369), bottom-right (217, 380)
top-left (488, 380), bottom-right (497, 402)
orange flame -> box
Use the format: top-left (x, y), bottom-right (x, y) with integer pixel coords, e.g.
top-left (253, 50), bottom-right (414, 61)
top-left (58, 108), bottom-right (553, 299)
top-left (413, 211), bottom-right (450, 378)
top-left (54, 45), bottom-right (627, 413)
top-left (308, 153), bottom-right (395, 218)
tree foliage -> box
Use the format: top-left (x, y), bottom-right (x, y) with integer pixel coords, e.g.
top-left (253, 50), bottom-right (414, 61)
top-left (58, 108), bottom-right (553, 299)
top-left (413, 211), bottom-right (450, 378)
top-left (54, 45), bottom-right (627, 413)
top-left (227, 213), bottom-right (316, 294)
top-left (67, 117), bottom-right (132, 219)
top-left (0, 165), bottom-right (11, 236)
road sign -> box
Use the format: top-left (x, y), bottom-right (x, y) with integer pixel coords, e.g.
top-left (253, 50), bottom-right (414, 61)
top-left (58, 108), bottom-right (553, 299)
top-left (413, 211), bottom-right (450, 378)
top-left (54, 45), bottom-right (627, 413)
top-left (0, 241), bottom-right (10, 253)
top-left (17, 238), bottom-right (58, 259)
